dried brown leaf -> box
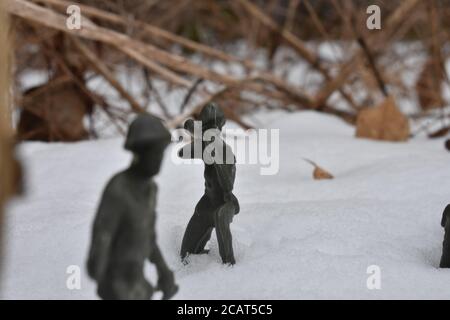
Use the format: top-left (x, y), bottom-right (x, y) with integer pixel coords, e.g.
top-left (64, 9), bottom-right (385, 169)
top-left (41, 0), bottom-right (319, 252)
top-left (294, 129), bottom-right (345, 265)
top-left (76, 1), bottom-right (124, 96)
top-left (18, 80), bottom-right (92, 142)
top-left (313, 166), bottom-right (334, 180)
top-left (303, 158), bottom-right (334, 180)
top-left (355, 96), bottom-right (410, 142)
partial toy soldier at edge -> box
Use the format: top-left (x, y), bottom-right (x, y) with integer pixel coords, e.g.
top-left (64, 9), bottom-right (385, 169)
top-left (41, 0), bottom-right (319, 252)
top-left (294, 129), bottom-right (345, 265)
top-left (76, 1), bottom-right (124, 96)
top-left (440, 204), bottom-right (450, 268)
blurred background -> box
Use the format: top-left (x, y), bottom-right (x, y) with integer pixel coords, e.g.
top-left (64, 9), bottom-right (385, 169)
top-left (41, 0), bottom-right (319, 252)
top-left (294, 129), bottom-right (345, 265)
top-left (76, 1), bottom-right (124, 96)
top-left (1, 0), bottom-right (449, 142)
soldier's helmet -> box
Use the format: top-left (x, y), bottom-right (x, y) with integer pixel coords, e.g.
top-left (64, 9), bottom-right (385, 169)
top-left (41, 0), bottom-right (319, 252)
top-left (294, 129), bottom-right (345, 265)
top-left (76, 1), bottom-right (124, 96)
top-left (200, 103), bottom-right (226, 130)
top-left (124, 113), bottom-right (171, 152)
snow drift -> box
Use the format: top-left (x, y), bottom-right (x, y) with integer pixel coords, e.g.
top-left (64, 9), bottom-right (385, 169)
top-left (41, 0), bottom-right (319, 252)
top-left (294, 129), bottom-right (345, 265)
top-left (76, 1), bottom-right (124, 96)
top-left (2, 111), bottom-right (450, 299)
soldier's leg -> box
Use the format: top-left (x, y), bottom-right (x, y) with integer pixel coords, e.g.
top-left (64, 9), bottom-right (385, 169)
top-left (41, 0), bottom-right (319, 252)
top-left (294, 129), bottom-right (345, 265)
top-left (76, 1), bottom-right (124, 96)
top-left (180, 195), bottom-right (214, 259)
top-left (214, 202), bottom-right (236, 265)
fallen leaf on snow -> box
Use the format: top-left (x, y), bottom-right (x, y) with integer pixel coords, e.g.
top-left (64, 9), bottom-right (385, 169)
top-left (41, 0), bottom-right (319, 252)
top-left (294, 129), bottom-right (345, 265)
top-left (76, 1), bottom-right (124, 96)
top-left (303, 158), bottom-right (334, 180)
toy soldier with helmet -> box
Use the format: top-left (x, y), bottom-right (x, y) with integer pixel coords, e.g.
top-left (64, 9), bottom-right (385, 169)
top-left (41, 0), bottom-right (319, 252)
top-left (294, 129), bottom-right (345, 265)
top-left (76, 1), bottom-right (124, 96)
top-left (179, 103), bottom-right (240, 265)
top-left (87, 114), bottom-right (178, 300)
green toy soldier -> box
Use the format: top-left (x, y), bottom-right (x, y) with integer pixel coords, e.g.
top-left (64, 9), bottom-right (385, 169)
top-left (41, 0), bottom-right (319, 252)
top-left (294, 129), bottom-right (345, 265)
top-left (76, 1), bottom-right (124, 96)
top-left (179, 103), bottom-right (240, 265)
top-left (87, 114), bottom-right (178, 300)
top-left (440, 204), bottom-right (450, 268)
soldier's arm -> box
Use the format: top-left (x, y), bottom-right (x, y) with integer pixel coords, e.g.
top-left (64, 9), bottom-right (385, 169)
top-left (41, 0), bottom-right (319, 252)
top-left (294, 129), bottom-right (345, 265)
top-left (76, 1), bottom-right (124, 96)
top-left (149, 242), bottom-right (172, 280)
top-left (148, 183), bottom-right (177, 299)
top-left (87, 181), bottom-right (122, 281)
top-left (147, 182), bottom-right (171, 276)
top-left (149, 219), bottom-right (179, 300)
top-left (150, 241), bottom-right (178, 299)
top-left (178, 118), bottom-right (195, 160)
top-left (178, 141), bottom-right (196, 159)
top-left (178, 119), bottom-right (204, 160)
top-left (214, 145), bottom-right (236, 202)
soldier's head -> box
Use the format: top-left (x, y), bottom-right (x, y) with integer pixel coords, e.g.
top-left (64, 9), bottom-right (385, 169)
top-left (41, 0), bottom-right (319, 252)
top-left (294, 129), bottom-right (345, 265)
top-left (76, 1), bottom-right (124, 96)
top-left (200, 103), bottom-right (226, 131)
top-left (125, 113), bottom-right (171, 177)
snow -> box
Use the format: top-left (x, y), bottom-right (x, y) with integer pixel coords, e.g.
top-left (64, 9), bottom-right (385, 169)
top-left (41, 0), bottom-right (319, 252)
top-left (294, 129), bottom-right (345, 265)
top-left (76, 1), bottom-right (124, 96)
top-left (2, 111), bottom-right (450, 299)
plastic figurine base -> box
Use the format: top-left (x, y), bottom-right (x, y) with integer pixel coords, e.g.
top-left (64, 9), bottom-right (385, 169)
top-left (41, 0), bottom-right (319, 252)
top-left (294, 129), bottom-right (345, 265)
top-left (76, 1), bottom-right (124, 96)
top-left (179, 103), bottom-right (240, 265)
top-left (87, 114), bottom-right (178, 300)
top-left (440, 204), bottom-right (450, 268)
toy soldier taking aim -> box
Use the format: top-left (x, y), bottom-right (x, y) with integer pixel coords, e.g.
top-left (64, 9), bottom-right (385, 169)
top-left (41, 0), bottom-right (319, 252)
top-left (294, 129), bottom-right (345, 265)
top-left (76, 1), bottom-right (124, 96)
top-left (179, 103), bottom-right (240, 265)
top-left (87, 114), bottom-right (178, 300)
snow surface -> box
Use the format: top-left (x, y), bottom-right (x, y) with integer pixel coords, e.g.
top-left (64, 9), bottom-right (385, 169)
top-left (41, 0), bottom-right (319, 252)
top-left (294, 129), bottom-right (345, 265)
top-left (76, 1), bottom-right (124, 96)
top-left (2, 111), bottom-right (450, 299)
